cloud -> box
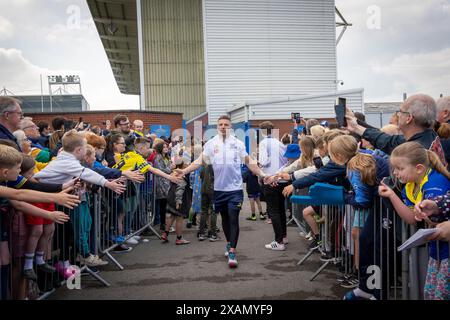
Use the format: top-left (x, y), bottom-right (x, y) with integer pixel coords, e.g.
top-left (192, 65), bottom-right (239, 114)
top-left (371, 47), bottom-right (450, 98)
top-left (336, 0), bottom-right (450, 101)
top-left (0, 48), bottom-right (80, 94)
top-left (0, 47), bottom-right (139, 110)
top-left (0, 16), bottom-right (14, 40)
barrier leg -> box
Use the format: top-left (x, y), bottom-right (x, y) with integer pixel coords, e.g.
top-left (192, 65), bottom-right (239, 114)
top-left (297, 247), bottom-right (319, 266)
top-left (310, 257), bottom-right (341, 281)
top-left (79, 265), bottom-right (110, 287)
top-left (102, 249), bottom-right (124, 271)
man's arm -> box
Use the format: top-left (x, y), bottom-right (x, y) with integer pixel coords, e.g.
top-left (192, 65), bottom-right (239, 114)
top-left (245, 155), bottom-right (266, 178)
top-left (346, 112), bottom-right (405, 155)
top-left (176, 153), bottom-right (204, 176)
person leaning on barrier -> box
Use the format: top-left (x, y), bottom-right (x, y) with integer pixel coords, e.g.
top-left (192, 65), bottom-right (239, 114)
top-left (0, 96), bottom-right (24, 151)
top-left (84, 132), bottom-right (144, 184)
top-left (345, 94), bottom-right (446, 163)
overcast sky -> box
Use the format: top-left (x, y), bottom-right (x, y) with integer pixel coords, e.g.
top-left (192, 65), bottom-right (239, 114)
top-left (0, 0), bottom-right (449, 110)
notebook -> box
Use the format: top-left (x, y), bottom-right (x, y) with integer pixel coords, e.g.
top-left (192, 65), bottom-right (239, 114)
top-left (397, 228), bottom-right (438, 252)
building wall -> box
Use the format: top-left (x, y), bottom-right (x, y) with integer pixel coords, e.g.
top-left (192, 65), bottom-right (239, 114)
top-left (203, 0), bottom-right (338, 123)
top-left (27, 110), bottom-right (183, 135)
top-left (141, 0), bottom-right (206, 120)
top-left (185, 112), bottom-right (209, 136)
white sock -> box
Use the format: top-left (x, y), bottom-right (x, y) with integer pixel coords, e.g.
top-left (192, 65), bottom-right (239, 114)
top-left (354, 288), bottom-right (373, 299)
top-left (35, 251), bottom-right (45, 265)
top-left (23, 253), bottom-right (34, 270)
top-left (63, 260), bottom-right (70, 268)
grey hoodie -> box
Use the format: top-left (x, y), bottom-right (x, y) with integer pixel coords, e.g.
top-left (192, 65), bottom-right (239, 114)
top-left (34, 151), bottom-right (107, 186)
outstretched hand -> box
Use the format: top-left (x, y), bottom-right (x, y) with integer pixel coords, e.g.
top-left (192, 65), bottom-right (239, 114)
top-left (169, 174), bottom-right (183, 185)
top-left (54, 189), bottom-right (81, 209)
top-left (173, 168), bottom-right (185, 178)
top-left (282, 185), bottom-right (294, 197)
top-left (51, 211), bottom-right (70, 224)
top-left (414, 199), bottom-right (438, 223)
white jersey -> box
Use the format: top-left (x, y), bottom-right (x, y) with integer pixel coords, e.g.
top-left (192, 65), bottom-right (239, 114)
top-left (258, 137), bottom-right (288, 176)
top-left (203, 134), bottom-right (248, 192)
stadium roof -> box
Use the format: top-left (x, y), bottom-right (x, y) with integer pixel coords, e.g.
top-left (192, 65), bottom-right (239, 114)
top-left (87, 0), bottom-right (140, 95)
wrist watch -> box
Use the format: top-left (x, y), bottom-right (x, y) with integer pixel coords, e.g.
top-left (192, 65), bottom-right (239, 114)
top-left (289, 173), bottom-right (295, 181)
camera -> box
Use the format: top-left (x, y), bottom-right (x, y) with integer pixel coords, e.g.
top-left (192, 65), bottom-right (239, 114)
top-left (291, 113), bottom-right (301, 124)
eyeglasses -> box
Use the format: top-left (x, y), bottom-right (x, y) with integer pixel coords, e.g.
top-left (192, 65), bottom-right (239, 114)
top-left (5, 110), bottom-right (24, 119)
top-left (22, 125), bottom-right (38, 130)
top-left (396, 109), bottom-right (410, 116)
top-left (119, 122), bottom-right (130, 126)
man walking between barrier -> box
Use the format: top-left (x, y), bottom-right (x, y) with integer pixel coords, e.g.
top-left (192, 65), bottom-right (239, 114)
top-left (175, 115), bottom-right (267, 268)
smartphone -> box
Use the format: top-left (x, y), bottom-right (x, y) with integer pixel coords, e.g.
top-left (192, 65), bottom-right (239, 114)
top-left (313, 156), bottom-right (323, 169)
top-left (334, 97), bottom-right (347, 127)
top-left (291, 113), bottom-right (301, 124)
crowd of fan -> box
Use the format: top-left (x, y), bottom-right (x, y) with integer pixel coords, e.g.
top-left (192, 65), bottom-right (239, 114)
top-left (0, 96), bottom-right (197, 300)
top-left (255, 94), bottom-right (450, 300)
top-left (1, 93), bottom-right (450, 300)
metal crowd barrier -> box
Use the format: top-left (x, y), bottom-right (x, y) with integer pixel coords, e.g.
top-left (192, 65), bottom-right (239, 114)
top-left (292, 189), bottom-right (450, 300)
top-left (1, 172), bottom-right (156, 300)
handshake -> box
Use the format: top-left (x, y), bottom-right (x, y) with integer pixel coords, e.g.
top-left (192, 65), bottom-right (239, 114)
top-left (262, 172), bottom-right (295, 197)
top-left (262, 172), bottom-right (291, 186)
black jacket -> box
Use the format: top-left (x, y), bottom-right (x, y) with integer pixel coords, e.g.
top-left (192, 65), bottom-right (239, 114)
top-left (0, 123), bottom-right (21, 151)
top-left (292, 160), bottom-right (349, 190)
top-left (362, 128), bottom-right (441, 155)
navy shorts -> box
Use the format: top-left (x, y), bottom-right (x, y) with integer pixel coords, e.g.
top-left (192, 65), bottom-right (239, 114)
top-left (214, 190), bottom-right (244, 214)
top-left (248, 193), bottom-right (261, 199)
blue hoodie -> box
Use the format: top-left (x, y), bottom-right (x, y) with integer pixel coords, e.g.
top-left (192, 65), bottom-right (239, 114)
top-left (345, 154), bottom-right (390, 209)
top-left (292, 160), bottom-right (349, 190)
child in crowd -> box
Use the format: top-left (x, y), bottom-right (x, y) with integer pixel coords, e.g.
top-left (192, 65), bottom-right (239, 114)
top-left (278, 130), bottom-right (344, 247)
top-left (161, 156), bottom-right (191, 245)
top-left (0, 145), bottom-right (71, 300)
top-left (198, 164), bottom-right (218, 241)
top-left (243, 166), bottom-right (264, 221)
top-left (20, 155), bottom-right (58, 281)
top-left (34, 130), bottom-right (125, 274)
top-left (378, 142), bottom-right (450, 300)
top-left (113, 137), bottom-right (182, 244)
top-left (340, 143), bottom-right (390, 288)
top-left (187, 165), bottom-right (202, 229)
top-left (152, 139), bottom-right (172, 232)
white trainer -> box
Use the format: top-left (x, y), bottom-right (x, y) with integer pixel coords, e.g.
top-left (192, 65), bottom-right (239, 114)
top-left (264, 241), bottom-right (286, 251)
top-left (82, 254), bottom-right (108, 267)
top-left (125, 237), bottom-right (139, 245)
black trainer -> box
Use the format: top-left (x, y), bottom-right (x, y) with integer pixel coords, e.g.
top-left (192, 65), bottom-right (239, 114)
top-left (23, 268), bottom-right (37, 281)
top-left (308, 238), bottom-right (321, 250)
top-left (37, 263), bottom-right (56, 273)
top-left (112, 244), bottom-right (132, 253)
